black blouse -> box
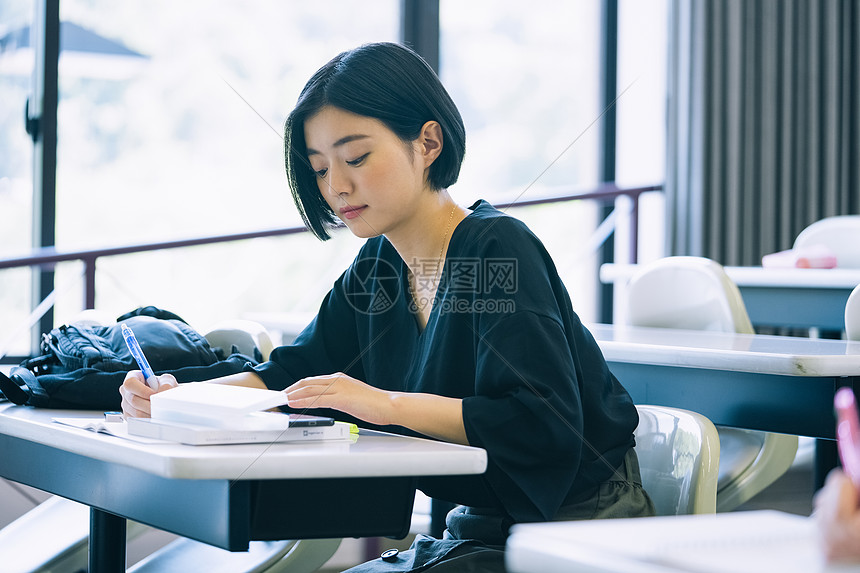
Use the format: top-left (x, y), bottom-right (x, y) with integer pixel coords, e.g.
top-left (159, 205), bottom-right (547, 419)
top-left (252, 200), bottom-right (638, 523)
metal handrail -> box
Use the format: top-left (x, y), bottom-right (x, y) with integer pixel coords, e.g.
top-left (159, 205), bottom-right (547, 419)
top-left (0, 183), bottom-right (662, 362)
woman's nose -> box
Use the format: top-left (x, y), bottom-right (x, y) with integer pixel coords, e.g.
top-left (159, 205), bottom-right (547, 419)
top-left (326, 166), bottom-right (352, 197)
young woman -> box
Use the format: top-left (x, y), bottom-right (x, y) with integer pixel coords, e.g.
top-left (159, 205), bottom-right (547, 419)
top-left (120, 42), bottom-right (654, 571)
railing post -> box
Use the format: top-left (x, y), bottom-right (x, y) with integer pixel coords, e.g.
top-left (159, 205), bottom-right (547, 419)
top-left (629, 193), bottom-right (640, 264)
top-left (83, 256), bottom-right (97, 310)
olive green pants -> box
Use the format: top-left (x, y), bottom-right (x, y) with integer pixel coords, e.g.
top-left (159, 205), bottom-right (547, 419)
top-left (553, 447), bottom-right (657, 521)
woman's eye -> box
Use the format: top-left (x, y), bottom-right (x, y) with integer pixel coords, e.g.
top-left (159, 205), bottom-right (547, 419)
top-left (313, 167), bottom-right (328, 178)
top-left (346, 153), bottom-right (369, 167)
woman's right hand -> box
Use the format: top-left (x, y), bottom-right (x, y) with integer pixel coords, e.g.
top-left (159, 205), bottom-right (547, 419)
top-left (814, 469), bottom-right (860, 562)
top-left (119, 371), bottom-right (177, 418)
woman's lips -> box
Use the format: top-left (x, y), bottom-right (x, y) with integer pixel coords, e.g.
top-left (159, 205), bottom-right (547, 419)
top-left (340, 206), bottom-right (367, 220)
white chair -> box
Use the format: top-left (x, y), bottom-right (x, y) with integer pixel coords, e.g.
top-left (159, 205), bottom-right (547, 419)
top-left (625, 257), bottom-right (753, 333)
top-left (793, 215), bottom-right (860, 268)
top-left (633, 405), bottom-right (720, 515)
top-left (204, 319), bottom-right (275, 362)
top-left (845, 284), bottom-right (860, 341)
top-left (623, 256), bottom-right (799, 512)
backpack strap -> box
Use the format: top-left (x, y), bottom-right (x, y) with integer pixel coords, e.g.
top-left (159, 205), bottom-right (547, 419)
top-left (0, 370), bottom-right (31, 405)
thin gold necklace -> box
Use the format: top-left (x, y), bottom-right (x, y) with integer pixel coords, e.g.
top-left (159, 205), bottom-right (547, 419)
top-left (410, 202), bottom-right (457, 314)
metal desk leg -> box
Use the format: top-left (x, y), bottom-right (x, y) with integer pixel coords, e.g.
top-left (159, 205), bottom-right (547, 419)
top-left (89, 507), bottom-right (126, 573)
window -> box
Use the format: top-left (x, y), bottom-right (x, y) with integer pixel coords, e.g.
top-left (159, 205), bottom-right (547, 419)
top-left (0, 0), bottom-right (36, 357)
top-left (2, 1), bottom-right (671, 353)
top-left (616, 0), bottom-right (668, 264)
top-left (1, 1), bottom-right (398, 349)
top-left (440, 0), bottom-right (603, 319)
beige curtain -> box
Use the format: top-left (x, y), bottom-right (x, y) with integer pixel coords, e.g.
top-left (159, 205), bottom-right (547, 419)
top-left (666, 0), bottom-right (860, 265)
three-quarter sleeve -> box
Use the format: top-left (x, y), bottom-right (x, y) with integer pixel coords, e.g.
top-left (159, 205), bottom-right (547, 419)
top-left (251, 269), bottom-right (364, 391)
top-left (462, 312), bottom-right (583, 521)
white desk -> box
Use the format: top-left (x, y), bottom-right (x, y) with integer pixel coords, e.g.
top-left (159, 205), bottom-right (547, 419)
top-left (600, 263), bottom-right (860, 331)
top-left (589, 323), bottom-right (860, 439)
top-left (0, 404), bottom-right (486, 573)
top-left (506, 510), bottom-right (860, 573)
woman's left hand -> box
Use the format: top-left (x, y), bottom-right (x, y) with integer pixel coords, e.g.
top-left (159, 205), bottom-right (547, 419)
top-left (285, 373), bottom-right (394, 426)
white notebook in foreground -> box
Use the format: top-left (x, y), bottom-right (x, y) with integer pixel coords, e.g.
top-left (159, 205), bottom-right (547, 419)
top-left (507, 510), bottom-right (860, 573)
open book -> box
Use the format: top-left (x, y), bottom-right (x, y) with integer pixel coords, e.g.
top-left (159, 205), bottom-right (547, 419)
top-left (53, 413), bottom-right (354, 446)
top-left (52, 417), bottom-right (164, 444)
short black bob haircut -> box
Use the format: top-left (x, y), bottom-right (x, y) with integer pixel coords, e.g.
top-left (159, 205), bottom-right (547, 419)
top-left (284, 42), bottom-right (466, 240)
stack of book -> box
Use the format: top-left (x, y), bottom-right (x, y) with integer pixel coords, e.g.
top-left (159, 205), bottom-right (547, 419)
top-left (125, 382), bottom-right (353, 445)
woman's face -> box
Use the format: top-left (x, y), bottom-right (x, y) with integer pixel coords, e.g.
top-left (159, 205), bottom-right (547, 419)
top-left (304, 106), bottom-right (431, 239)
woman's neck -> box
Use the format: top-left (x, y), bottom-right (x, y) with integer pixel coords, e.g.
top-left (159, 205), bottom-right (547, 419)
top-left (386, 192), bottom-right (467, 327)
top-left (386, 191), bottom-right (463, 268)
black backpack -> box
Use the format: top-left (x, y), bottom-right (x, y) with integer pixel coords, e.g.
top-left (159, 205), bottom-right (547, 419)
top-left (0, 306), bottom-right (257, 410)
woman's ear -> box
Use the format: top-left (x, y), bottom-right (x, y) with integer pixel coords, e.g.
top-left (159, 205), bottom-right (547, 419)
top-left (417, 120), bottom-right (443, 168)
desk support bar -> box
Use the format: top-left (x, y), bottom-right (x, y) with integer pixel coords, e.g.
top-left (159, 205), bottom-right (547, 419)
top-left (90, 507), bottom-right (126, 573)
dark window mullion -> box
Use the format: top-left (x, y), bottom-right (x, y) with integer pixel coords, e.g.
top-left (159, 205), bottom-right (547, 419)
top-left (30, 0), bottom-right (60, 351)
top-left (401, 0), bottom-right (440, 73)
top-left (599, 0), bottom-right (619, 323)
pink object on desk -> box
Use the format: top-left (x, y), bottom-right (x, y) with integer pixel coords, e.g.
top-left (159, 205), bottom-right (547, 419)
top-left (762, 245), bottom-right (838, 269)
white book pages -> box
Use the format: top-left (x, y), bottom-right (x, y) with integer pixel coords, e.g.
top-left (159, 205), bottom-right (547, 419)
top-left (150, 382), bottom-right (290, 426)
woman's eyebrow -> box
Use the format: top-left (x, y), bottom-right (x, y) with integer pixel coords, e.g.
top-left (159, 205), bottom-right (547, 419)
top-left (307, 134), bottom-right (370, 156)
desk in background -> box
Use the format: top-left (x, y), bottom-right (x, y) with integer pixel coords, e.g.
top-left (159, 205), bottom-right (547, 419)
top-left (600, 263), bottom-right (860, 331)
top-left (0, 404), bottom-right (486, 573)
top-left (590, 323), bottom-right (859, 440)
top-left (589, 323), bottom-right (860, 489)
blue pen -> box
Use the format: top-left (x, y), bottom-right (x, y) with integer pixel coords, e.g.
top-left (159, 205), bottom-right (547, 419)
top-left (121, 324), bottom-right (159, 389)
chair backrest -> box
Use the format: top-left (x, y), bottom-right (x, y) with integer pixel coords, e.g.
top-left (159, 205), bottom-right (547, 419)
top-left (634, 405), bottom-right (720, 515)
top-left (624, 257), bottom-right (754, 334)
top-left (623, 257), bottom-right (798, 513)
top-left (204, 319), bottom-right (275, 362)
top-left (846, 284), bottom-right (860, 341)
top-left (793, 216), bottom-right (860, 268)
